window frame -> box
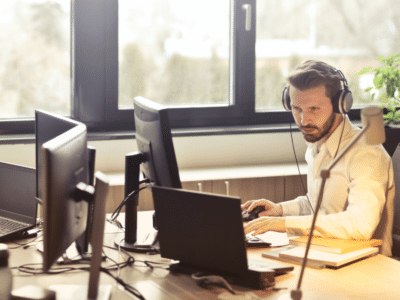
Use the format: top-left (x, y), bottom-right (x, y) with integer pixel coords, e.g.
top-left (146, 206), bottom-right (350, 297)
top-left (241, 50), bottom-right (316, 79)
top-left (0, 0), bottom-right (363, 137)
top-left (72, 0), bottom-right (303, 132)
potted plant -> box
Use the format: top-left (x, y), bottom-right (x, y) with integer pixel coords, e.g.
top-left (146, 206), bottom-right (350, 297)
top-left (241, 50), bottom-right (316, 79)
top-left (357, 54), bottom-right (400, 156)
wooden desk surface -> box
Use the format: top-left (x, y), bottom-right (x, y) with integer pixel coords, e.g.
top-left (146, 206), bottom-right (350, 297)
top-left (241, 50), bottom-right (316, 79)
top-left (6, 212), bottom-right (400, 300)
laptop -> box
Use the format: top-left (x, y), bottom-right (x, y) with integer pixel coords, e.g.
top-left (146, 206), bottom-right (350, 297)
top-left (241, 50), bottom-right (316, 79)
top-left (152, 186), bottom-right (294, 289)
top-left (0, 162), bottom-right (37, 242)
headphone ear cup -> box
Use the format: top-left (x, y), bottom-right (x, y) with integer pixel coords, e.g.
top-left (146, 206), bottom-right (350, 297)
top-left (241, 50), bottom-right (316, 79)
top-left (282, 87), bottom-right (291, 111)
top-left (332, 89), bottom-right (353, 114)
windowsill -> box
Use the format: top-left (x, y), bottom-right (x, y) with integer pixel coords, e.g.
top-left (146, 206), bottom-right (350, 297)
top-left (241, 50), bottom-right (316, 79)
top-left (105, 162), bottom-right (308, 186)
top-left (0, 117), bottom-right (365, 145)
top-left (0, 123), bottom-right (299, 145)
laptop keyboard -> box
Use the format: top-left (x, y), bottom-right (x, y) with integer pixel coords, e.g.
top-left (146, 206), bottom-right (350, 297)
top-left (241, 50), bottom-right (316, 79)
top-left (0, 217), bottom-right (28, 236)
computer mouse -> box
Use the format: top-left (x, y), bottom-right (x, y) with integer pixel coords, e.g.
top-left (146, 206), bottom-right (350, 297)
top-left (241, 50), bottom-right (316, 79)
top-left (242, 205), bottom-right (266, 222)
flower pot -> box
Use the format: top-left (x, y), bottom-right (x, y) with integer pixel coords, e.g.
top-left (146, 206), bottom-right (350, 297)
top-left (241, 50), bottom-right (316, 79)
top-left (383, 124), bottom-right (400, 157)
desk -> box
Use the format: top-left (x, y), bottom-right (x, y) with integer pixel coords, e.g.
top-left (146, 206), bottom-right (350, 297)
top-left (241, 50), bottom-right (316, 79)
top-left (7, 212), bottom-right (400, 300)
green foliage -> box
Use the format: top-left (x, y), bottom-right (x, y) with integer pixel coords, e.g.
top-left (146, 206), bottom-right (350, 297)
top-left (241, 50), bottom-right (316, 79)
top-left (357, 54), bottom-right (400, 124)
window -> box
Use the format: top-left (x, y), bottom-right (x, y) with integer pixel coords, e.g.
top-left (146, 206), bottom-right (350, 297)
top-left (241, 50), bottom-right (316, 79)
top-left (118, 1), bottom-right (230, 108)
top-left (255, 0), bottom-right (399, 112)
top-left (0, 1), bottom-right (70, 119)
top-left (2, 0), bottom-right (399, 136)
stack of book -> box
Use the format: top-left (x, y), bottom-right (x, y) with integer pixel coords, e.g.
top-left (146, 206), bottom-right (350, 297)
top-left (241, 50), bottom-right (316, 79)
top-left (262, 236), bottom-right (382, 268)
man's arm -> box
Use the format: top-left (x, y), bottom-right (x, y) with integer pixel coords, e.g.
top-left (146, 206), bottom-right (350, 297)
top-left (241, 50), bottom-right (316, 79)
top-left (285, 146), bottom-right (393, 240)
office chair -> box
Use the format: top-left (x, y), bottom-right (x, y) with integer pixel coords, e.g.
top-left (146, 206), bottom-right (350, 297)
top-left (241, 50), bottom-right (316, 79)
top-left (391, 143), bottom-right (400, 258)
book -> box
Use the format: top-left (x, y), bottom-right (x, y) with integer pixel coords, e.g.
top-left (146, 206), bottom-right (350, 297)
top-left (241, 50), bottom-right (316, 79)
top-left (262, 246), bottom-right (379, 268)
top-left (289, 236), bottom-right (382, 254)
top-left (261, 247), bottom-right (326, 269)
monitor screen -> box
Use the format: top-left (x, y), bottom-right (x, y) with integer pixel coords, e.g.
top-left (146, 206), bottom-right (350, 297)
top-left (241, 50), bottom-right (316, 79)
top-left (0, 162), bottom-right (36, 225)
top-left (133, 96), bottom-right (181, 188)
top-left (41, 124), bottom-right (89, 270)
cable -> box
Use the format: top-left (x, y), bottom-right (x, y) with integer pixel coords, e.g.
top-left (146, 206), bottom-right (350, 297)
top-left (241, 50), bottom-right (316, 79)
top-left (289, 114), bottom-right (346, 215)
top-left (191, 272), bottom-right (240, 295)
top-left (7, 232), bottom-right (43, 250)
top-left (110, 181), bottom-right (154, 223)
top-left (290, 122), bottom-right (314, 214)
top-left (100, 268), bottom-right (146, 300)
top-left (333, 115), bottom-right (346, 159)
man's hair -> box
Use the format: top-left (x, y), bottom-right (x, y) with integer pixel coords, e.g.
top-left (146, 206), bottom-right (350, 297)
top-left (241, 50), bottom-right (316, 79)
top-left (287, 60), bottom-right (343, 100)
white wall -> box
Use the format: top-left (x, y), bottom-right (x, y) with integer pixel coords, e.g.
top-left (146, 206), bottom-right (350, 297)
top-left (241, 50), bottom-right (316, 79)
top-left (0, 130), bottom-right (307, 173)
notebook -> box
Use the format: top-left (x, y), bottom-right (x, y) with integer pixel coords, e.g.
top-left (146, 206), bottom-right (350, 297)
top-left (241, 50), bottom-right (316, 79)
top-left (289, 236), bottom-right (383, 254)
top-left (0, 162), bottom-right (37, 242)
top-left (263, 246), bottom-right (379, 268)
top-left (151, 186), bottom-right (294, 289)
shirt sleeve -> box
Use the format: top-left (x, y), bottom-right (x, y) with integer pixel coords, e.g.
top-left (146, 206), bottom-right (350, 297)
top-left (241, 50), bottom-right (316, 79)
top-left (284, 145), bottom-right (393, 240)
top-left (281, 195), bottom-right (313, 217)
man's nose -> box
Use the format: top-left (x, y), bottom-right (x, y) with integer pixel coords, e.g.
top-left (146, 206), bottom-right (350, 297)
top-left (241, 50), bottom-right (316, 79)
top-left (300, 112), bottom-right (312, 126)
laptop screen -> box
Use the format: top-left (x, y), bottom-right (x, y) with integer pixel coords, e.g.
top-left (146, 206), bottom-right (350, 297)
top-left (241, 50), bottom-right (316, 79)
top-left (0, 162), bottom-right (36, 224)
top-left (152, 186), bottom-right (248, 275)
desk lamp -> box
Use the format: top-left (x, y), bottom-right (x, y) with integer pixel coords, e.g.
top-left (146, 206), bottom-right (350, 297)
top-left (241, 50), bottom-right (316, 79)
top-left (278, 106), bottom-right (386, 300)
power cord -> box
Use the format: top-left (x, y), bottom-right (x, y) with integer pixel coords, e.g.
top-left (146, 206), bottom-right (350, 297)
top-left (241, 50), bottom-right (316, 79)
top-left (110, 180), bottom-right (154, 224)
top-left (191, 272), bottom-right (241, 295)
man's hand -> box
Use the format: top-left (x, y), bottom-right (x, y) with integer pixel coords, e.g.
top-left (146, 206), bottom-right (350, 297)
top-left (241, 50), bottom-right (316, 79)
top-left (241, 199), bottom-right (283, 217)
top-left (244, 217), bottom-right (286, 235)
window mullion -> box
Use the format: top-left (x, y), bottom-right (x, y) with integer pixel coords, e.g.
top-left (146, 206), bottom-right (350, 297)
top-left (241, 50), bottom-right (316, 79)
top-left (232, 0), bottom-right (256, 117)
top-left (72, 0), bottom-right (110, 125)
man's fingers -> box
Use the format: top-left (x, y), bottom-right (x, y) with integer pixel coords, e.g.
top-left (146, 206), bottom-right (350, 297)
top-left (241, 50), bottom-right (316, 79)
top-left (244, 218), bottom-right (264, 235)
top-left (241, 201), bottom-right (252, 211)
top-left (248, 199), bottom-right (266, 212)
top-left (253, 227), bottom-right (268, 235)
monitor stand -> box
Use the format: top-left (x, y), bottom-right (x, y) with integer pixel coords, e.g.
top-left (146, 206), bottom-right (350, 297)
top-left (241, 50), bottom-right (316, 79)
top-left (75, 146), bottom-right (97, 259)
top-left (52, 173), bottom-right (112, 300)
top-left (26, 173), bottom-right (112, 300)
top-left (114, 152), bottom-right (158, 253)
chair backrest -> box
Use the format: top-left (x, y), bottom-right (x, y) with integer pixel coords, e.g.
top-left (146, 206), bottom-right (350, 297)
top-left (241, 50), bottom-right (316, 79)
top-left (391, 143), bottom-right (400, 256)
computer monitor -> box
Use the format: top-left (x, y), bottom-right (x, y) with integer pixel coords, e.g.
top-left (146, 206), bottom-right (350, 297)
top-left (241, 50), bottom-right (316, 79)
top-left (41, 122), bottom-right (111, 299)
top-left (134, 96), bottom-right (181, 189)
top-left (35, 109), bottom-right (82, 203)
top-left (115, 96), bottom-right (181, 252)
top-left (41, 124), bottom-right (89, 269)
top-left (35, 109), bottom-right (95, 255)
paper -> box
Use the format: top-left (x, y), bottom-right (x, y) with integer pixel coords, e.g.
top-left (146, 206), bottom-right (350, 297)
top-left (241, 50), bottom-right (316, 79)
top-left (252, 231), bottom-right (290, 247)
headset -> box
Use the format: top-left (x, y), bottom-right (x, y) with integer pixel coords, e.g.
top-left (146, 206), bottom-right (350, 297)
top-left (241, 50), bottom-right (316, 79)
top-left (282, 69), bottom-right (353, 114)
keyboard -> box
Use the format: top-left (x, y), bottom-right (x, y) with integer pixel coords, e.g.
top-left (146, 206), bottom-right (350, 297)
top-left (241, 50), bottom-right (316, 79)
top-left (0, 217), bottom-right (28, 236)
top-left (245, 235), bottom-right (271, 248)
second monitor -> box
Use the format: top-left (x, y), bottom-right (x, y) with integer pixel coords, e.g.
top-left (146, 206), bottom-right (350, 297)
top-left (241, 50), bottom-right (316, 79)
top-left (115, 96), bottom-right (181, 252)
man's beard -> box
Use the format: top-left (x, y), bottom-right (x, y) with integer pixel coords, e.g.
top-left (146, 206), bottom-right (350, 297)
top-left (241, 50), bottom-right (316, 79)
top-left (300, 112), bottom-right (336, 143)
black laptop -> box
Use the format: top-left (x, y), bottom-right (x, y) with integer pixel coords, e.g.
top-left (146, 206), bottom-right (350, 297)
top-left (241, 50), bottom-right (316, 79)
top-left (152, 186), bottom-right (293, 289)
top-left (0, 162), bottom-right (37, 241)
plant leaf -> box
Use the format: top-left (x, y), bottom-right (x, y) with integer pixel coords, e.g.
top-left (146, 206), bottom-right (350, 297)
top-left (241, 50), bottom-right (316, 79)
top-left (364, 87), bottom-right (373, 93)
top-left (357, 67), bottom-right (373, 75)
top-left (373, 74), bottom-right (384, 89)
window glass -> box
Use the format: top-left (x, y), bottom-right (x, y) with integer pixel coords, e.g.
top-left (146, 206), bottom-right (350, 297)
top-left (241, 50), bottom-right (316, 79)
top-left (118, 0), bottom-right (230, 108)
top-left (0, 1), bottom-right (70, 119)
top-left (255, 0), bottom-right (398, 111)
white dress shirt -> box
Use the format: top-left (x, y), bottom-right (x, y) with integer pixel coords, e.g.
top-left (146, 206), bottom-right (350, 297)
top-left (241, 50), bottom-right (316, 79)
top-left (281, 115), bottom-right (395, 256)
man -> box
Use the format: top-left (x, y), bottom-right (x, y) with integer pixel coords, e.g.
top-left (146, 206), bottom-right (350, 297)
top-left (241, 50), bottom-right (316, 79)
top-left (243, 60), bottom-right (394, 256)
